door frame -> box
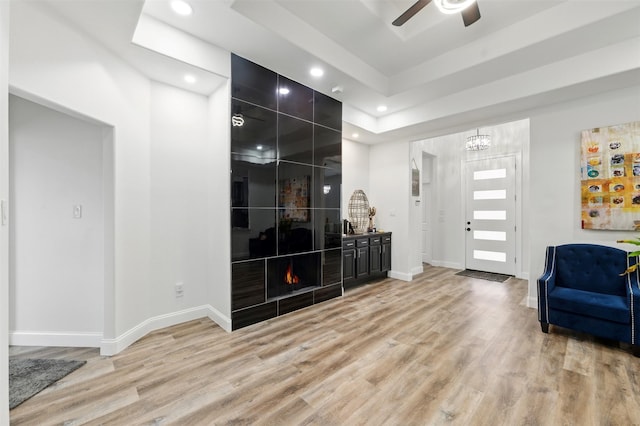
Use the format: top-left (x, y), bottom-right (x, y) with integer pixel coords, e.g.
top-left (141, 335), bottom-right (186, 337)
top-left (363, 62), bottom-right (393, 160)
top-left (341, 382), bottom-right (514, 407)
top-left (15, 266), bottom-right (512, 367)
top-left (8, 88), bottom-right (115, 351)
top-left (461, 153), bottom-right (523, 278)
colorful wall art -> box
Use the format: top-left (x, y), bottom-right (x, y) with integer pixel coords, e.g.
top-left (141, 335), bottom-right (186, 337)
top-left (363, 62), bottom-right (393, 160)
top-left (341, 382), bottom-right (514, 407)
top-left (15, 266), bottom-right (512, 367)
top-left (581, 120), bottom-right (640, 230)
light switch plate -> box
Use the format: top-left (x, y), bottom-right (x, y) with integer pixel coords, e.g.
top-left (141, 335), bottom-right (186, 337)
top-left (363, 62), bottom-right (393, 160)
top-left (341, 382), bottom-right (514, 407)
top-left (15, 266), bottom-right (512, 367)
top-left (73, 204), bottom-right (82, 219)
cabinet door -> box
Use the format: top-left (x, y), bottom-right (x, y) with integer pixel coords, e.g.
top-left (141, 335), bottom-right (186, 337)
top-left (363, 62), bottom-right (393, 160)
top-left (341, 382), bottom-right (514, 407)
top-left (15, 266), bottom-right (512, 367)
top-left (370, 244), bottom-right (381, 273)
top-left (356, 247), bottom-right (369, 278)
top-left (343, 249), bottom-right (356, 281)
top-left (381, 243), bottom-right (391, 272)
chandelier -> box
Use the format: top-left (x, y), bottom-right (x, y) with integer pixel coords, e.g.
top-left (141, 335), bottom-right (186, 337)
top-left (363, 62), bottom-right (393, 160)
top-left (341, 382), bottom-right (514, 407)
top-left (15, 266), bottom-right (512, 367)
top-left (466, 129), bottom-right (491, 151)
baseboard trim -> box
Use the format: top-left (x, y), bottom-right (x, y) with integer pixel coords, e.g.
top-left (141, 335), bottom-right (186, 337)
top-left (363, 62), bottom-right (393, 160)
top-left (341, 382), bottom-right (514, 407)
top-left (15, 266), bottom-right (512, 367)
top-left (387, 270), bottom-right (412, 281)
top-left (429, 260), bottom-right (464, 270)
top-left (527, 296), bottom-right (538, 309)
top-left (100, 305), bottom-right (231, 356)
top-left (411, 266), bottom-right (424, 277)
top-left (9, 331), bottom-right (102, 348)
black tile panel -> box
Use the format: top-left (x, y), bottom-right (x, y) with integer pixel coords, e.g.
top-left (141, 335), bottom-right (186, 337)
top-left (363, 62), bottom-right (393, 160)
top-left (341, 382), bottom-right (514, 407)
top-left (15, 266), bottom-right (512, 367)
top-left (322, 248), bottom-right (342, 286)
top-left (231, 54), bottom-right (277, 110)
top-left (313, 91), bottom-right (342, 131)
top-left (231, 209), bottom-right (277, 261)
top-left (314, 125), bottom-right (342, 168)
top-left (314, 209), bottom-right (342, 250)
top-left (231, 154), bottom-right (277, 208)
top-left (279, 291), bottom-right (314, 315)
top-left (231, 99), bottom-right (277, 156)
top-left (232, 260), bottom-right (266, 310)
top-left (314, 167), bottom-right (341, 209)
top-left (314, 284), bottom-right (343, 304)
top-left (277, 75), bottom-right (313, 121)
top-left (232, 302), bottom-right (278, 330)
top-left (278, 115), bottom-right (313, 164)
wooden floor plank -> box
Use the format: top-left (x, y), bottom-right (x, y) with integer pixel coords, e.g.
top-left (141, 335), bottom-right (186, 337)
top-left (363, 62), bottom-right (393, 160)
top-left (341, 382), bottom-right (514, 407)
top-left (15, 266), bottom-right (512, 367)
top-left (9, 265), bottom-right (640, 425)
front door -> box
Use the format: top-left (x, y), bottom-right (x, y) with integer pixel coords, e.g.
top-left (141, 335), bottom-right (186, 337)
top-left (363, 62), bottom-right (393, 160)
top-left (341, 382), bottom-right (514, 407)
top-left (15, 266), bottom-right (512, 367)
top-left (465, 156), bottom-right (516, 275)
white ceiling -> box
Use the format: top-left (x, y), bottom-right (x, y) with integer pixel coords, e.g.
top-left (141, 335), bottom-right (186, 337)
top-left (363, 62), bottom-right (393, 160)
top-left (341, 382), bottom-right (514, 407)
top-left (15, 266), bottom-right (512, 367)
top-left (44, 0), bottom-right (640, 143)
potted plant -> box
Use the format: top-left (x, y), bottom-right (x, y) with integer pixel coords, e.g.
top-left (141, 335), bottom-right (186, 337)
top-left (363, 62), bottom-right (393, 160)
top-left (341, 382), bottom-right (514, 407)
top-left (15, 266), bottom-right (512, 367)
top-left (617, 236), bottom-right (640, 275)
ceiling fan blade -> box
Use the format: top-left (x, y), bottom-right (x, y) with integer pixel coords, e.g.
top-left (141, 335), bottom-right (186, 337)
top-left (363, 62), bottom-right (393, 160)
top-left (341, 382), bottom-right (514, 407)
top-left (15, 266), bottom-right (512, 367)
top-left (461, 1), bottom-right (481, 27)
top-left (392, 0), bottom-right (432, 27)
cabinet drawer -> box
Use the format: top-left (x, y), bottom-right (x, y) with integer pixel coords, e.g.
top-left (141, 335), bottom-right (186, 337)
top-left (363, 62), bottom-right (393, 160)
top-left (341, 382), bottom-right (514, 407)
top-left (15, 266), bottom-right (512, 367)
top-left (382, 235), bottom-right (392, 243)
top-left (356, 238), bottom-right (369, 247)
top-left (370, 236), bottom-right (381, 245)
top-left (343, 240), bottom-right (356, 249)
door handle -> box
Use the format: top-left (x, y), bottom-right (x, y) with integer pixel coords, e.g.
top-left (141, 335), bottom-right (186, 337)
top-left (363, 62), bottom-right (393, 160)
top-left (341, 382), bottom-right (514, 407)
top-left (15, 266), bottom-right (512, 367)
top-left (466, 228), bottom-right (471, 231)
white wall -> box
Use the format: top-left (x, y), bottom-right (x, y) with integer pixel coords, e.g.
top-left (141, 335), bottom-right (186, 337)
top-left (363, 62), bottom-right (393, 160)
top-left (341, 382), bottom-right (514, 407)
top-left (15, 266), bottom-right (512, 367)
top-left (149, 82), bottom-right (211, 315)
top-left (8, 2), bottom-right (232, 353)
top-left (9, 96), bottom-right (104, 345)
top-left (528, 85), bottom-right (640, 306)
top-left (1, 1), bottom-right (10, 422)
top-left (207, 81), bottom-right (232, 326)
top-left (9, 2), bottom-right (151, 348)
top-left (369, 140), bottom-right (412, 280)
top-left (342, 138), bottom-right (370, 218)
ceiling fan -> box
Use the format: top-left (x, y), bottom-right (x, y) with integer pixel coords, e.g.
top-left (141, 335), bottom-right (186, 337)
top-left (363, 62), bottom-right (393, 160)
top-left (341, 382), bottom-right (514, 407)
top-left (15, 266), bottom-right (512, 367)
top-left (392, 0), bottom-right (481, 27)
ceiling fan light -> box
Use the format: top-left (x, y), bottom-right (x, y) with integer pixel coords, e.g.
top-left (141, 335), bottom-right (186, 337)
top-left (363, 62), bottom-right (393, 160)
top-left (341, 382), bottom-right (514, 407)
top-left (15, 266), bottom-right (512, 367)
top-left (434, 0), bottom-right (476, 15)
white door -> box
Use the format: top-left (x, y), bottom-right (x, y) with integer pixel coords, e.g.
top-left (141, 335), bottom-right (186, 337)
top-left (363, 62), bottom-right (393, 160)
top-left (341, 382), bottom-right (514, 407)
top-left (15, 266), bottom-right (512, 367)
top-left (465, 156), bottom-right (516, 275)
top-left (422, 182), bottom-right (432, 264)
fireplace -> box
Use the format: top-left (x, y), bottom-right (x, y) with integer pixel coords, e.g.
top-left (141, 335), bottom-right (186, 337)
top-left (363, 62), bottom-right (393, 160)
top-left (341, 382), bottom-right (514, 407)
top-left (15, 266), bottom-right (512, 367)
top-left (267, 253), bottom-right (320, 299)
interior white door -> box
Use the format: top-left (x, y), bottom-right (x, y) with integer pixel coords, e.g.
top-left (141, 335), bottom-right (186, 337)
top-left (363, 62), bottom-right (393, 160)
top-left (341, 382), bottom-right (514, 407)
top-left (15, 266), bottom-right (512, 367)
top-left (465, 156), bottom-right (516, 275)
top-left (422, 182), bottom-right (432, 263)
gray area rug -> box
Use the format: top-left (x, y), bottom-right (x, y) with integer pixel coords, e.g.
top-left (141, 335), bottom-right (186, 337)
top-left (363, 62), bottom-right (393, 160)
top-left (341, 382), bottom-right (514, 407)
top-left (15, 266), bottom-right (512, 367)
top-left (455, 269), bottom-right (512, 283)
top-left (9, 358), bottom-right (86, 409)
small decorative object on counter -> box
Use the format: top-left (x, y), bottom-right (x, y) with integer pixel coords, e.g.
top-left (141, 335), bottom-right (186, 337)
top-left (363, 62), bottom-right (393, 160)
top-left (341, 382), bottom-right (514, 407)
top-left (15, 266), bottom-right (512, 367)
top-left (368, 206), bottom-right (377, 232)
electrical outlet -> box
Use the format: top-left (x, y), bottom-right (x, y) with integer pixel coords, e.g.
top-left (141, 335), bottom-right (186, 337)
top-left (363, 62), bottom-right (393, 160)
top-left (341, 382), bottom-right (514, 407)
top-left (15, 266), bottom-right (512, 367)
top-left (175, 282), bottom-right (184, 298)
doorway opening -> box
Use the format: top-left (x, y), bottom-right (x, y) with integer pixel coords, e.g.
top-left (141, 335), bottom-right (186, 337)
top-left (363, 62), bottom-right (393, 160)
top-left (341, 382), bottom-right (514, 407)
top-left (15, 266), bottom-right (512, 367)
top-left (8, 93), bottom-right (114, 351)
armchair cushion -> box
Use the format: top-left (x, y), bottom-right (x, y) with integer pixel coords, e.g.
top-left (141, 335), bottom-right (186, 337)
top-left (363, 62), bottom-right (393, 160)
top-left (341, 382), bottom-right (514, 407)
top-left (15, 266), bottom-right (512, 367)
top-left (548, 287), bottom-right (629, 324)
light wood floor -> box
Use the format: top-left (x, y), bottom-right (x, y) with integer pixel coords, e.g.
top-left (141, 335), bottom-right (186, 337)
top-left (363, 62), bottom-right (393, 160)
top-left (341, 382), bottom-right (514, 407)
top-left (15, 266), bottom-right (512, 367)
top-left (9, 265), bottom-right (640, 425)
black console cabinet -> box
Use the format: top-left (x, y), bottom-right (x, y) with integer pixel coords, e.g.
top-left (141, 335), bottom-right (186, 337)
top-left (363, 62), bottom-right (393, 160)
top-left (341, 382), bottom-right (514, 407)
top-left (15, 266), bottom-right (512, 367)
top-left (343, 232), bottom-right (391, 289)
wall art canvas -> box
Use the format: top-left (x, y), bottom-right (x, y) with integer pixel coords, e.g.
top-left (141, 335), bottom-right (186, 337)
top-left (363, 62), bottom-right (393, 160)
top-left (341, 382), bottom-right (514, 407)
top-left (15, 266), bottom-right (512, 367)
top-left (279, 176), bottom-right (310, 222)
top-left (581, 120), bottom-right (640, 230)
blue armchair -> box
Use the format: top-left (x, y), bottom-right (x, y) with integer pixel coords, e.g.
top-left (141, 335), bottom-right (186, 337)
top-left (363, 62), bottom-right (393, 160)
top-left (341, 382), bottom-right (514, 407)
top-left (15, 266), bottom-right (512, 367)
top-left (537, 244), bottom-right (640, 356)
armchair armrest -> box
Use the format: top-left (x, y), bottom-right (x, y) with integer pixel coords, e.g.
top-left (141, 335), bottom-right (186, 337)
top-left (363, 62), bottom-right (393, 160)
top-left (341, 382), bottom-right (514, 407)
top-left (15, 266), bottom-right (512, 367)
top-left (626, 255), bottom-right (640, 345)
top-left (537, 246), bottom-right (557, 325)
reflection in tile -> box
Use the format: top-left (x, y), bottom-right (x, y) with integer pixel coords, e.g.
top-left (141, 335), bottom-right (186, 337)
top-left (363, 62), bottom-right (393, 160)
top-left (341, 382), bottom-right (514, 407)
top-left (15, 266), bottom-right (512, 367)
top-left (231, 99), bottom-right (277, 156)
top-left (278, 209), bottom-right (313, 255)
top-left (232, 154), bottom-right (277, 208)
top-left (278, 75), bottom-right (313, 121)
top-left (314, 91), bottom-right (342, 130)
top-left (231, 209), bottom-right (277, 261)
top-left (232, 54), bottom-right (277, 110)
top-left (314, 125), bottom-right (342, 168)
top-left (278, 115), bottom-right (312, 164)
top-left (314, 209), bottom-right (342, 250)
top-left (314, 166), bottom-right (341, 209)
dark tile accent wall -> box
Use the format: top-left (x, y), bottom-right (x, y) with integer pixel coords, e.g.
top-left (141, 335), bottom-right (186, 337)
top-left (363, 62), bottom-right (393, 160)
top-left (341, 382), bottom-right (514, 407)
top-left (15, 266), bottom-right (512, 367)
top-left (232, 302), bottom-right (278, 330)
top-left (314, 284), bottom-right (343, 304)
top-left (230, 54), bottom-right (343, 330)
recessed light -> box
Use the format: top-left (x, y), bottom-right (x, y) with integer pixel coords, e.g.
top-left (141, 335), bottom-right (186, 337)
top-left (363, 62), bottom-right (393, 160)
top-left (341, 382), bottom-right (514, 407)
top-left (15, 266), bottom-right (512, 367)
top-left (278, 87), bottom-right (290, 95)
top-left (310, 67), bottom-right (324, 77)
top-left (377, 105), bottom-right (388, 112)
top-left (171, 0), bottom-right (193, 16)
top-left (352, 133), bottom-right (359, 138)
top-left (184, 74), bottom-right (196, 84)
top-left (256, 145), bottom-right (263, 150)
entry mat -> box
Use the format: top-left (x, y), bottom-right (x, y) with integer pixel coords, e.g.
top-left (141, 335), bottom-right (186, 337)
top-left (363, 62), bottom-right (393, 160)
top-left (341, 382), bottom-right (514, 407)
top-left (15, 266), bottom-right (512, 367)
top-left (10, 358), bottom-right (86, 409)
top-left (455, 269), bottom-right (512, 283)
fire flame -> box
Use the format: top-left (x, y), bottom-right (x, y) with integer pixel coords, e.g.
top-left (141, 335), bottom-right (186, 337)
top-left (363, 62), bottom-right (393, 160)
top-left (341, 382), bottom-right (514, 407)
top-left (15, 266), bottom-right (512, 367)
top-left (284, 263), bottom-right (299, 285)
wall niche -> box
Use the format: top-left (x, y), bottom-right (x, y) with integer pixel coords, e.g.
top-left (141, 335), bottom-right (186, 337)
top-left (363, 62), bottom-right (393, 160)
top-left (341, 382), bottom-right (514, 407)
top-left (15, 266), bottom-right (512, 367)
top-left (230, 54), bottom-right (343, 330)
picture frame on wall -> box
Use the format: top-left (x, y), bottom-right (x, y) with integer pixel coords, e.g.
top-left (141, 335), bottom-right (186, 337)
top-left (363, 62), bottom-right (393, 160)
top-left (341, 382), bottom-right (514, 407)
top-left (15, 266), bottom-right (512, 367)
top-left (412, 167), bottom-right (420, 197)
top-left (580, 120), bottom-right (640, 230)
